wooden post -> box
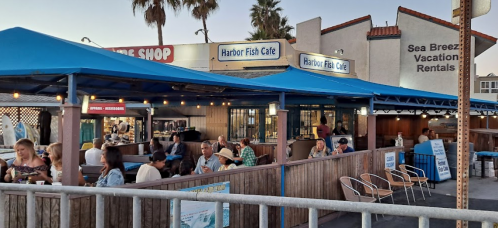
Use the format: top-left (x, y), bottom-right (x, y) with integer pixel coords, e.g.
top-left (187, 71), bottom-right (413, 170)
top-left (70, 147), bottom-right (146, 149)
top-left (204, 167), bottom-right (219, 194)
top-left (367, 115), bottom-right (376, 150)
top-left (61, 105), bottom-right (81, 186)
top-left (276, 110), bottom-right (288, 165)
top-left (456, 0), bottom-right (472, 227)
top-left (57, 110), bottom-right (63, 143)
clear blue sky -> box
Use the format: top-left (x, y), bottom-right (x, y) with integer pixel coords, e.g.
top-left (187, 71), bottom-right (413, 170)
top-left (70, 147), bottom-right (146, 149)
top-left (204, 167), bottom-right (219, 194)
top-left (0, 0), bottom-right (496, 75)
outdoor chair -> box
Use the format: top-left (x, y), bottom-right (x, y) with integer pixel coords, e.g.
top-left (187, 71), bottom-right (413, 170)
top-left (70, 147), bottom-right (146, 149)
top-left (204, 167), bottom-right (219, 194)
top-left (384, 168), bottom-right (416, 205)
top-left (256, 154), bottom-right (269, 165)
top-left (360, 173), bottom-right (394, 204)
top-left (339, 176), bottom-right (378, 221)
top-left (399, 164), bottom-right (432, 200)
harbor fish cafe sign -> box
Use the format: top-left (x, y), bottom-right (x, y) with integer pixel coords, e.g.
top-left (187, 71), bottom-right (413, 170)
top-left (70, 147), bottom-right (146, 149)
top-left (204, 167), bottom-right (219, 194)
top-left (87, 103), bottom-right (126, 115)
top-left (299, 53), bottom-right (350, 74)
top-left (218, 42), bottom-right (280, 61)
top-left (104, 45), bottom-right (174, 63)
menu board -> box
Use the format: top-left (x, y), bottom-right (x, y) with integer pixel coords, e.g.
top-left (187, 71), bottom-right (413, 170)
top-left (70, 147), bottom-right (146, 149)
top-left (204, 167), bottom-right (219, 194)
top-left (330, 135), bottom-right (354, 150)
top-left (430, 140), bottom-right (451, 180)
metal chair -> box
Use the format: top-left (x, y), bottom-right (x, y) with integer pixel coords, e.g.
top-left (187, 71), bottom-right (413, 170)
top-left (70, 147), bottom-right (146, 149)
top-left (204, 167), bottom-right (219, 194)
top-left (399, 164), bottom-right (432, 200)
top-left (339, 176), bottom-right (378, 221)
top-left (384, 168), bottom-right (416, 205)
top-left (360, 173), bottom-right (394, 204)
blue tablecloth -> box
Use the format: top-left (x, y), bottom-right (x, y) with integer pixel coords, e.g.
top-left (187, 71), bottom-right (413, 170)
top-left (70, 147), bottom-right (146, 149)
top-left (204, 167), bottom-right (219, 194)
top-left (145, 154), bottom-right (182, 161)
top-left (123, 162), bottom-right (143, 171)
top-left (475, 152), bottom-right (498, 157)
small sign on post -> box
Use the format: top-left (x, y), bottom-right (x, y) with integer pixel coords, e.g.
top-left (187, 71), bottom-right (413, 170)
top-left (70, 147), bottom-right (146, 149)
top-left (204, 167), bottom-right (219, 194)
top-left (451, 0), bottom-right (491, 24)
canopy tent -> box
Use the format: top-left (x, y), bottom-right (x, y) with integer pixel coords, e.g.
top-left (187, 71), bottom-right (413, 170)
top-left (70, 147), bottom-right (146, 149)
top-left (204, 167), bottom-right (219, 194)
top-left (251, 67), bottom-right (498, 111)
top-left (0, 27), bottom-right (372, 104)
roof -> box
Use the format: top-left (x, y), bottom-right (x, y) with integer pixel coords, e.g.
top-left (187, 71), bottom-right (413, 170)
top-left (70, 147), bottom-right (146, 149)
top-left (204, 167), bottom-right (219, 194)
top-left (367, 26), bottom-right (401, 39)
top-left (250, 67), bottom-right (498, 107)
top-left (288, 15), bottom-right (372, 44)
top-left (398, 6), bottom-right (497, 43)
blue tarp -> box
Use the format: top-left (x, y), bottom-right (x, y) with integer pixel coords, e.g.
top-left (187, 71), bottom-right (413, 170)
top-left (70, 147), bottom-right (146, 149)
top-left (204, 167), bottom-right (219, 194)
top-left (0, 27), bottom-right (371, 98)
top-left (251, 67), bottom-right (498, 105)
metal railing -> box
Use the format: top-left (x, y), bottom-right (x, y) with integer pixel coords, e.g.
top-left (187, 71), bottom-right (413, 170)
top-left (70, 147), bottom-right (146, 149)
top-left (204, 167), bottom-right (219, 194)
top-left (1, 184), bottom-right (498, 228)
top-left (413, 153), bottom-right (437, 189)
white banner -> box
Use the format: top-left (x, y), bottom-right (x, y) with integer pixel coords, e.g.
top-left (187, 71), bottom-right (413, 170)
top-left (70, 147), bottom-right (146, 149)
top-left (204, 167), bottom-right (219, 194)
top-left (218, 42), bottom-right (280, 61)
top-left (430, 140), bottom-right (451, 180)
top-left (299, 53), bottom-right (350, 74)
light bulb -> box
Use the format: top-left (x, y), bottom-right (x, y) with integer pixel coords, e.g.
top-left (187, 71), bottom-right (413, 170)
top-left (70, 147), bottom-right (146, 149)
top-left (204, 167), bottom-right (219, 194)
top-left (396, 117), bottom-right (400, 121)
top-left (13, 92), bottom-right (19, 99)
top-left (197, 104), bottom-right (200, 109)
top-left (422, 114), bottom-right (427, 118)
top-left (210, 102), bottom-right (214, 106)
top-left (222, 102), bottom-right (226, 106)
top-left (118, 98), bottom-right (124, 103)
top-left (227, 102), bottom-right (231, 106)
top-left (143, 100), bottom-right (148, 104)
top-left (90, 95), bottom-right (96, 100)
top-left (163, 100), bottom-right (168, 105)
top-left (56, 95), bottom-right (62, 101)
top-left (181, 101), bottom-right (185, 105)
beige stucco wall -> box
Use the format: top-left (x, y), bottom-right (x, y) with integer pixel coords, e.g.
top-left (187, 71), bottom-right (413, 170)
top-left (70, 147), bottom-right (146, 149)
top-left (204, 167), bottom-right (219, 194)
top-left (295, 17), bottom-right (322, 54)
top-left (369, 38), bottom-right (401, 86)
top-left (169, 43), bottom-right (210, 71)
top-left (319, 20), bottom-right (372, 81)
top-left (397, 12), bottom-right (476, 97)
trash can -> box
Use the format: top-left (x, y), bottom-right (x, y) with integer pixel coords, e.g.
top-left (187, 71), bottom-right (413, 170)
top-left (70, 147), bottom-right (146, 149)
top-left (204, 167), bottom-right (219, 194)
top-left (399, 152), bottom-right (405, 164)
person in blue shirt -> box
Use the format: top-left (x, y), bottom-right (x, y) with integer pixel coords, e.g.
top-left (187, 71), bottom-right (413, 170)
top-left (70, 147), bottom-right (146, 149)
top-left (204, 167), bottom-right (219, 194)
top-left (331, 138), bottom-right (355, 155)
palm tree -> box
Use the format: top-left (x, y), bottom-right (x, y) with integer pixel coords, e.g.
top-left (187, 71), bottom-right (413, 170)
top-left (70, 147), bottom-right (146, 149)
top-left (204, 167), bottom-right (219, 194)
top-left (246, 29), bottom-right (269, 41)
top-left (183, 0), bottom-right (219, 43)
top-left (132, 0), bottom-right (181, 45)
top-left (248, 0), bottom-right (294, 40)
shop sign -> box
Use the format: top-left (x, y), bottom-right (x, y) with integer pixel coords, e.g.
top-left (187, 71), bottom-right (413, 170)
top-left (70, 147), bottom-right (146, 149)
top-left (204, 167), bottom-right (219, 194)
top-left (299, 53), bottom-right (350, 74)
top-left (430, 140), bottom-right (451, 180)
top-left (170, 182), bottom-right (230, 227)
top-left (87, 103), bottom-right (126, 115)
top-left (104, 45), bottom-right (174, 63)
top-left (218, 42), bottom-right (280, 61)
top-left (407, 43), bottom-right (458, 73)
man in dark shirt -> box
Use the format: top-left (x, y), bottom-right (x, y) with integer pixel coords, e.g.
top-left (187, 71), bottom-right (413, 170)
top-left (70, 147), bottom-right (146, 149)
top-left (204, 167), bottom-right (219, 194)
top-left (332, 120), bottom-right (348, 135)
top-left (165, 134), bottom-right (186, 175)
top-left (332, 138), bottom-right (355, 155)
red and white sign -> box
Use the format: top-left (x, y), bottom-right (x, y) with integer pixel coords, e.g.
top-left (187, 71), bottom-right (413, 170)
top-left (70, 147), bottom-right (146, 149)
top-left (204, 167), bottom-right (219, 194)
top-left (105, 45), bottom-right (174, 63)
top-left (87, 103), bottom-right (126, 115)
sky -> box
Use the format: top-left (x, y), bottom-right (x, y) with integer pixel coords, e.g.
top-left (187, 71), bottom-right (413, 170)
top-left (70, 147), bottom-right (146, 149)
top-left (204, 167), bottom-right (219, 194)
top-left (0, 0), bottom-right (496, 75)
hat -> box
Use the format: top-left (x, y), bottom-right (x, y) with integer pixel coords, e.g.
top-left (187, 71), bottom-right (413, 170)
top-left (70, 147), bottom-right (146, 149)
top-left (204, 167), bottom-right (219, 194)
top-left (214, 148), bottom-right (234, 161)
top-left (338, 138), bottom-right (348, 145)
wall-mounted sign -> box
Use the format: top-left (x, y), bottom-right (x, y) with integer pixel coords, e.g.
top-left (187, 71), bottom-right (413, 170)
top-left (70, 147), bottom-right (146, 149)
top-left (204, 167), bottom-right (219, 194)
top-left (299, 53), bottom-right (350, 74)
top-left (428, 118), bottom-right (458, 134)
top-left (104, 45), bottom-right (174, 63)
top-left (87, 103), bottom-right (126, 115)
top-left (385, 152), bottom-right (396, 170)
top-left (218, 42), bottom-right (280, 61)
top-left (407, 43), bottom-right (458, 73)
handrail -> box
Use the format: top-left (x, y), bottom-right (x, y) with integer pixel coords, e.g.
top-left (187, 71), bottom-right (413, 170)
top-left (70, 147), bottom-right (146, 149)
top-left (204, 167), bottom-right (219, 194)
top-left (1, 183), bottom-right (498, 228)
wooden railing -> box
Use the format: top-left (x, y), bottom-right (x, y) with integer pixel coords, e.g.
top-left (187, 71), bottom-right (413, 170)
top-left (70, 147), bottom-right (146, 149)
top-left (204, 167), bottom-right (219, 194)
top-left (3, 147), bottom-right (403, 228)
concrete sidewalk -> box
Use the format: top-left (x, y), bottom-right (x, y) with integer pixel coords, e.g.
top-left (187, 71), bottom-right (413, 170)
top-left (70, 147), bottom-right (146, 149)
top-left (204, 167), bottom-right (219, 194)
top-left (319, 177), bottom-right (498, 228)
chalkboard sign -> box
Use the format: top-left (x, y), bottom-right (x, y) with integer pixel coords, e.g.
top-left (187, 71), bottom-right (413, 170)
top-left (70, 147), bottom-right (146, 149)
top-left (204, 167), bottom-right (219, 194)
top-left (330, 135), bottom-right (354, 150)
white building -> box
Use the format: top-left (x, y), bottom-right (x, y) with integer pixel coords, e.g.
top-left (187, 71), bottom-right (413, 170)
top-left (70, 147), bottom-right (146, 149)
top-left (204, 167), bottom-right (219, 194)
top-left (289, 6), bottom-right (497, 101)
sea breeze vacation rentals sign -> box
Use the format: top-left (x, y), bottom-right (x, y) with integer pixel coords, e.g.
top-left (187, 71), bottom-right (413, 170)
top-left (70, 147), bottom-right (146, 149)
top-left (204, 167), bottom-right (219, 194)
top-left (218, 42), bottom-right (280, 61)
top-left (104, 45), bottom-right (174, 63)
top-left (170, 182), bottom-right (230, 228)
top-left (87, 103), bottom-right (126, 115)
top-left (299, 53), bottom-right (350, 74)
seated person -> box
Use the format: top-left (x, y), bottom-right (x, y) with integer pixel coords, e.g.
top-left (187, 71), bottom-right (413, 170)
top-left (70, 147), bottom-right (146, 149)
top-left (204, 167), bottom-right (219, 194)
top-left (193, 141), bottom-right (221, 174)
top-left (308, 138), bottom-right (331, 159)
top-left (4, 139), bottom-right (48, 183)
top-left (233, 138), bottom-right (256, 167)
top-left (418, 128), bottom-right (430, 144)
top-left (95, 147), bottom-right (125, 187)
top-left (0, 158), bottom-right (7, 182)
top-left (37, 143), bottom-right (85, 185)
top-left (203, 148), bottom-right (237, 172)
top-left (149, 137), bottom-right (164, 154)
top-left (85, 138), bottom-right (103, 165)
top-left (136, 152), bottom-right (166, 183)
top-left (212, 135), bottom-right (234, 153)
top-left (331, 138), bottom-right (355, 155)
top-left (165, 133), bottom-right (186, 175)
top-left (172, 160), bottom-right (194, 177)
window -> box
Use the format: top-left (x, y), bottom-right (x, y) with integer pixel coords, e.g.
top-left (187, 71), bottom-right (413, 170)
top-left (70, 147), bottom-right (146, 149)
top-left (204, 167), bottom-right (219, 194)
top-left (480, 81), bottom-right (498, 93)
top-left (229, 108), bottom-right (260, 142)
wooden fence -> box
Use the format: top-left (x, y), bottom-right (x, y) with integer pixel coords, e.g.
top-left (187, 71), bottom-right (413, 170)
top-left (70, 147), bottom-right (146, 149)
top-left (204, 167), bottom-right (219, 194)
top-left (3, 147), bottom-right (403, 228)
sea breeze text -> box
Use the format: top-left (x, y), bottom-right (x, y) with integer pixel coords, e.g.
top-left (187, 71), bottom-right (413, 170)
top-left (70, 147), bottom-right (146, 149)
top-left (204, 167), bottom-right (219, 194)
top-left (302, 57), bottom-right (348, 72)
top-left (408, 43), bottom-right (459, 72)
top-left (220, 47), bottom-right (277, 57)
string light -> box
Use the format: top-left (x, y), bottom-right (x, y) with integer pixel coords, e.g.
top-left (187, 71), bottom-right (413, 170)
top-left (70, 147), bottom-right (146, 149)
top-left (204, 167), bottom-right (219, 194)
top-left (90, 95), bottom-right (96, 100)
top-left (444, 111), bottom-right (451, 118)
top-left (56, 95), bottom-right (62, 101)
top-left (163, 100), bottom-right (168, 105)
top-left (197, 104), bottom-right (201, 109)
top-left (181, 101), bottom-right (185, 105)
top-left (210, 102), bottom-right (214, 106)
top-left (222, 102), bottom-right (226, 106)
top-left (493, 112), bottom-right (497, 118)
top-left (118, 98), bottom-right (124, 103)
top-left (143, 100), bottom-right (148, 104)
top-left (13, 92), bottom-right (19, 99)
top-left (227, 102), bottom-right (231, 106)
